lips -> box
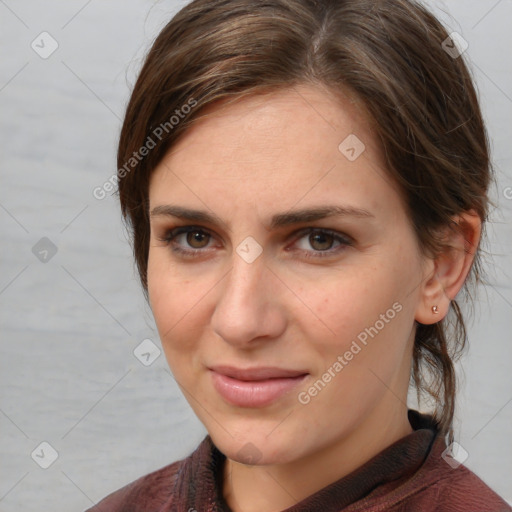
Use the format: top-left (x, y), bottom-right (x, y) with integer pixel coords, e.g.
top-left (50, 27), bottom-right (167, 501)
top-left (209, 365), bottom-right (308, 381)
top-left (209, 365), bottom-right (309, 407)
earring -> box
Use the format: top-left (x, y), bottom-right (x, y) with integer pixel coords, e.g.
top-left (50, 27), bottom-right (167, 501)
top-left (432, 305), bottom-right (439, 314)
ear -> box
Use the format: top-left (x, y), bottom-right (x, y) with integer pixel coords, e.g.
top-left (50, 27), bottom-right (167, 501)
top-left (415, 210), bottom-right (482, 325)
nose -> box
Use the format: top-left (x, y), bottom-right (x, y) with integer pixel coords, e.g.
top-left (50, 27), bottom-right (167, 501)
top-left (210, 252), bottom-right (287, 348)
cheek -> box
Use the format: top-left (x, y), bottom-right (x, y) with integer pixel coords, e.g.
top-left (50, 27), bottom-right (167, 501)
top-left (304, 259), bottom-right (416, 362)
top-left (309, 273), bottom-right (395, 336)
top-left (147, 252), bottom-right (199, 349)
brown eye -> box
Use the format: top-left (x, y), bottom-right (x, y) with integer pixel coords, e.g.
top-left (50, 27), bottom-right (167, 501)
top-left (186, 230), bottom-right (210, 248)
top-left (309, 231), bottom-right (334, 251)
top-left (291, 228), bottom-right (352, 259)
top-left (160, 226), bottom-right (216, 257)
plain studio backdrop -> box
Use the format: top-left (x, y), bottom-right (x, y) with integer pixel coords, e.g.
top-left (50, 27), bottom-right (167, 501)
top-left (0, 1), bottom-right (511, 510)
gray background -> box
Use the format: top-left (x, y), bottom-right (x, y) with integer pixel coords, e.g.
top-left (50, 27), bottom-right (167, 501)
top-left (0, 1), bottom-right (510, 510)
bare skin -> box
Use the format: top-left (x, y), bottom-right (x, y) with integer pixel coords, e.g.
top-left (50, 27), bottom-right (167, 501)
top-left (146, 84), bottom-right (481, 512)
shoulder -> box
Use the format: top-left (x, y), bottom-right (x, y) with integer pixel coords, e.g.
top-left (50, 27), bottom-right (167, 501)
top-left (430, 461), bottom-right (511, 511)
top-left (84, 435), bottom-right (218, 512)
top-left (85, 458), bottom-right (183, 512)
top-left (385, 436), bottom-right (511, 511)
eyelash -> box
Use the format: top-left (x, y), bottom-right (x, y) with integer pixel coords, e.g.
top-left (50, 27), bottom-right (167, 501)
top-left (157, 226), bottom-right (353, 260)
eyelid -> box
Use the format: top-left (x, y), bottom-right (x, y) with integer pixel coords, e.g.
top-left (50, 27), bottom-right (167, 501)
top-left (289, 226), bottom-right (354, 245)
top-left (158, 225), bottom-right (214, 243)
top-left (157, 225), bottom-right (219, 252)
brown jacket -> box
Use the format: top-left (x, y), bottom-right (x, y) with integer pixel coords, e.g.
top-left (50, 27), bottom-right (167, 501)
top-left (87, 410), bottom-right (510, 511)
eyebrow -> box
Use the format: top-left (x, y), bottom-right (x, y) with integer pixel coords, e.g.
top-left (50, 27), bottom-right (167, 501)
top-left (150, 204), bottom-right (374, 231)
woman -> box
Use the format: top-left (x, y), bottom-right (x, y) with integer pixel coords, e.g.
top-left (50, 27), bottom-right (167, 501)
top-left (88, 0), bottom-right (511, 510)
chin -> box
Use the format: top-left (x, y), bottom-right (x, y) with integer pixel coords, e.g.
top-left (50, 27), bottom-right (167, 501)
top-left (209, 426), bottom-right (304, 466)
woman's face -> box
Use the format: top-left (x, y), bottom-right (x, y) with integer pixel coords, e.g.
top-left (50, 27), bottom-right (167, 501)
top-left (147, 85), bottom-right (429, 466)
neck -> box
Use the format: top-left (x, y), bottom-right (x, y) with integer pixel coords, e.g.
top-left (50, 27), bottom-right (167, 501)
top-left (222, 404), bottom-right (413, 512)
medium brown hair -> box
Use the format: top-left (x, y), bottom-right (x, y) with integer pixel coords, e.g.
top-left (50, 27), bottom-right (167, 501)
top-left (117, 0), bottom-right (491, 436)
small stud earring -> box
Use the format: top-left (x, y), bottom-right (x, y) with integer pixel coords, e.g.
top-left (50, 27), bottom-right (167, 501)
top-left (432, 305), bottom-right (439, 314)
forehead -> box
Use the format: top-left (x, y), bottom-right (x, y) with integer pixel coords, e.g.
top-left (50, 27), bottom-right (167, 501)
top-left (149, 84), bottom-right (401, 217)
